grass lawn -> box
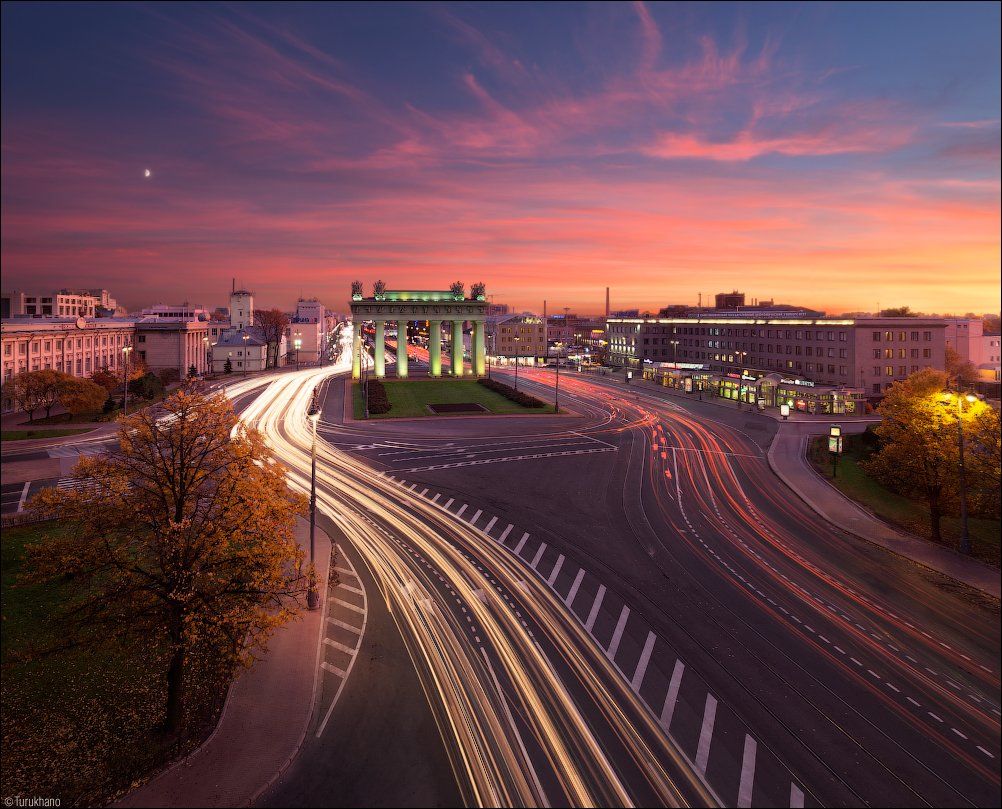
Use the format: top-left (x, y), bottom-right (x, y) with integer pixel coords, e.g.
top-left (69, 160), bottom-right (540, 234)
top-left (1, 427), bottom-right (94, 441)
top-left (352, 378), bottom-right (557, 419)
top-left (1, 522), bottom-right (221, 805)
top-left (809, 435), bottom-right (1000, 568)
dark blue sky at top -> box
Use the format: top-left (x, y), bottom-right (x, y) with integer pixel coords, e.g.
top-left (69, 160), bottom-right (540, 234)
top-left (2, 2), bottom-right (999, 313)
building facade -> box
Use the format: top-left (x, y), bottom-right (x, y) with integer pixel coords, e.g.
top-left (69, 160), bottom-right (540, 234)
top-left (134, 319), bottom-right (210, 377)
top-left (210, 330), bottom-right (268, 373)
top-left (1, 317), bottom-right (136, 410)
top-left (607, 315), bottom-right (959, 409)
top-left (491, 314), bottom-right (547, 361)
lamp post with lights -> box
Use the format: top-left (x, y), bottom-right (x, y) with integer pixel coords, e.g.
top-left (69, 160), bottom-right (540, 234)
top-left (941, 391), bottom-right (978, 555)
top-left (307, 404), bottom-right (321, 610)
top-left (121, 344), bottom-right (133, 414)
top-left (514, 335), bottom-right (521, 391)
top-left (294, 336), bottom-right (302, 370)
top-left (242, 334), bottom-right (250, 377)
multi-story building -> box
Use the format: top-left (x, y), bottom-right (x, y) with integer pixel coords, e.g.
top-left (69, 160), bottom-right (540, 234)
top-left (210, 330), bottom-right (268, 374)
top-left (286, 298), bottom-right (328, 364)
top-left (490, 314), bottom-right (547, 362)
top-left (140, 304), bottom-right (212, 320)
top-left (1, 317), bottom-right (137, 410)
top-left (13, 289), bottom-right (121, 318)
top-left (607, 314), bottom-right (959, 413)
top-left (134, 318), bottom-right (210, 377)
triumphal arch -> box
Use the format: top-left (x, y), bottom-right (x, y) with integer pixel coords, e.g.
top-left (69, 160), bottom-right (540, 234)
top-left (349, 281), bottom-right (488, 380)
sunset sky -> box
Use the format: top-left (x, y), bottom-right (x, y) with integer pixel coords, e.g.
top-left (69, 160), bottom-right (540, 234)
top-left (2, 2), bottom-right (999, 316)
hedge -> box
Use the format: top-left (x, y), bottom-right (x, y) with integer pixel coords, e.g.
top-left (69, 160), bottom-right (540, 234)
top-left (477, 377), bottom-right (545, 408)
top-left (365, 379), bottom-right (391, 414)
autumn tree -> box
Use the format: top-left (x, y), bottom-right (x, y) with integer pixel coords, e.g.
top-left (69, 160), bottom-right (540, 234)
top-left (11, 372), bottom-right (45, 422)
top-left (944, 346), bottom-right (979, 388)
top-left (963, 402), bottom-right (1001, 520)
top-left (58, 376), bottom-right (108, 416)
top-left (863, 368), bottom-right (986, 543)
top-left (33, 369), bottom-right (69, 419)
top-left (254, 309), bottom-right (290, 369)
top-left (25, 384), bottom-right (307, 737)
top-left (90, 366), bottom-right (120, 394)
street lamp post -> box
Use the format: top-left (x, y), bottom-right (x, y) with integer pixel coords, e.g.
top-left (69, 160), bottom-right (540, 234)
top-left (943, 392), bottom-right (977, 555)
top-left (554, 351), bottom-right (560, 413)
top-left (307, 407), bottom-right (321, 610)
top-left (514, 335), bottom-right (520, 391)
top-left (294, 337), bottom-right (302, 371)
top-left (121, 344), bottom-right (133, 414)
top-left (242, 334), bottom-right (250, 378)
top-left (736, 351), bottom-right (748, 409)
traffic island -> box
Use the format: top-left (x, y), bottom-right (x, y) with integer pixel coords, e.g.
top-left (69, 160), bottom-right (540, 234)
top-left (352, 378), bottom-right (556, 419)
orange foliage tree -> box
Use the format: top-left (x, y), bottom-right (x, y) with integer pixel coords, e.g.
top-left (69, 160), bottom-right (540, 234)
top-left (26, 383), bottom-right (307, 736)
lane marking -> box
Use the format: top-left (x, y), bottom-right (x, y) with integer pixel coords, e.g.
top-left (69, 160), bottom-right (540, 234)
top-left (660, 660), bottom-right (685, 731)
top-left (337, 583), bottom-right (364, 596)
top-left (321, 661), bottom-right (348, 678)
top-left (332, 598), bottom-right (365, 615)
top-left (469, 508), bottom-right (482, 524)
top-left (565, 568), bottom-right (586, 608)
top-left (514, 532), bottom-right (530, 555)
top-left (443, 497), bottom-right (453, 508)
top-left (585, 585), bottom-right (606, 632)
top-left (530, 543), bottom-right (547, 569)
top-left (607, 605), bottom-right (631, 660)
top-left (790, 783), bottom-right (805, 808)
top-left (328, 617), bottom-right (362, 634)
top-left (324, 638), bottom-right (357, 655)
top-left (695, 694), bottom-right (718, 774)
top-left (455, 503), bottom-right (468, 518)
top-left (498, 523), bottom-right (513, 543)
top-left (17, 481), bottom-right (30, 512)
top-left (431, 493), bottom-right (441, 503)
top-left (547, 554), bottom-right (565, 586)
top-left (484, 516), bottom-right (497, 533)
top-left (631, 631), bottom-right (657, 692)
top-left (738, 734), bottom-right (757, 808)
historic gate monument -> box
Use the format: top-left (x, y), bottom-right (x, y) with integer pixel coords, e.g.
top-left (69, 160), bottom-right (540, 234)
top-left (349, 281), bottom-right (488, 380)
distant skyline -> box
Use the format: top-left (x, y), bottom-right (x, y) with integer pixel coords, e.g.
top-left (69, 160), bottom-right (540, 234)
top-left (2, 2), bottom-right (999, 315)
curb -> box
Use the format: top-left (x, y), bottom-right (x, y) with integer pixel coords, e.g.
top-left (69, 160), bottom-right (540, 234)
top-left (766, 432), bottom-right (999, 600)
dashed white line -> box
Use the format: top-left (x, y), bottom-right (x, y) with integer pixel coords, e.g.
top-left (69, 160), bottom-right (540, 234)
top-left (695, 694), bottom-right (717, 775)
top-left (737, 734), bottom-right (757, 808)
top-left (607, 605), bottom-right (631, 660)
top-left (631, 631), bottom-right (657, 692)
top-left (585, 585), bottom-right (606, 632)
top-left (660, 660), bottom-right (685, 731)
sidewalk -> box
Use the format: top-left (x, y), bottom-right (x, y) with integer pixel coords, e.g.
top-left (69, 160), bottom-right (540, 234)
top-left (768, 424), bottom-right (1000, 599)
top-left (117, 518), bottom-right (333, 808)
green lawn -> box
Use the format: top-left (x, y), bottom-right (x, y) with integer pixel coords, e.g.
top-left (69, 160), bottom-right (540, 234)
top-left (1, 427), bottom-right (93, 441)
top-left (809, 435), bottom-right (1000, 568)
top-left (353, 378), bottom-right (556, 419)
top-left (0, 522), bottom-right (217, 805)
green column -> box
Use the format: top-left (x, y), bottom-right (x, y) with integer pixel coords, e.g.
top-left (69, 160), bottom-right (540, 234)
top-left (396, 320), bottom-right (408, 378)
top-left (451, 320), bottom-right (464, 376)
top-left (351, 321), bottom-right (361, 380)
top-left (473, 320), bottom-right (486, 376)
top-left (374, 320), bottom-right (385, 378)
top-left (429, 320), bottom-right (442, 377)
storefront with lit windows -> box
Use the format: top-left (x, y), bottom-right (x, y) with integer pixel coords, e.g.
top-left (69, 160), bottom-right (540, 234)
top-left (641, 364), bottom-right (864, 414)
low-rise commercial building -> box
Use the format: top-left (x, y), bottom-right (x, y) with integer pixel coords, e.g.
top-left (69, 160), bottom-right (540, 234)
top-left (490, 314), bottom-right (547, 362)
top-left (134, 318), bottom-right (210, 377)
top-left (210, 330), bottom-right (268, 374)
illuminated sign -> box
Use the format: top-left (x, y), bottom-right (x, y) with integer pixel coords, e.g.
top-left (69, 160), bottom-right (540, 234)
top-left (780, 377), bottom-right (816, 387)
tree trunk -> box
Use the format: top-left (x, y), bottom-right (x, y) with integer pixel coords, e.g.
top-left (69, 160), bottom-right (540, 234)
top-left (928, 496), bottom-right (943, 544)
top-left (163, 620), bottom-right (186, 737)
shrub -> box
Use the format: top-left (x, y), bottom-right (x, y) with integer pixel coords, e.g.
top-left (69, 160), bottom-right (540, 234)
top-left (365, 379), bottom-right (391, 414)
top-left (477, 377), bottom-right (545, 408)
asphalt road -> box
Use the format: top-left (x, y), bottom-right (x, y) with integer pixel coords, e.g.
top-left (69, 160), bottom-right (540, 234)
top-left (321, 358), bottom-right (1000, 807)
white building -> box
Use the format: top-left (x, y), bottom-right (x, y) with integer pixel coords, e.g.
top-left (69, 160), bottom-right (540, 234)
top-left (210, 330), bottom-right (268, 374)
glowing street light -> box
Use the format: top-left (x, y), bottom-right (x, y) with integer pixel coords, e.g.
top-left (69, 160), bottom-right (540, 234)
top-left (121, 343), bottom-right (133, 414)
top-left (242, 333), bottom-right (250, 378)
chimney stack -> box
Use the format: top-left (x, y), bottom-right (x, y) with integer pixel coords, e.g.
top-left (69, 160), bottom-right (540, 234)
top-left (605, 287), bottom-right (610, 318)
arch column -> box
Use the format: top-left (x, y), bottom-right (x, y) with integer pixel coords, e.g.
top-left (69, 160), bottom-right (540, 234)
top-left (473, 320), bottom-right (486, 376)
top-left (396, 320), bottom-right (408, 378)
top-left (374, 320), bottom-right (385, 378)
top-left (429, 320), bottom-right (442, 377)
top-left (351, 321), bottom-right (361, 380)
top-left (451, 320), bottom-right (464, 376)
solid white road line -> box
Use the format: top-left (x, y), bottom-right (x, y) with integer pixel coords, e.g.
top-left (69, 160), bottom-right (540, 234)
top-left (498, 523), bottom-right (513, 543)
top-left (695, 694), bottom-right (717, 774)
top-left (661, 660), bottom-right (685, 731)
top-left (332, 598), bottom-right (365, 615)
top-left (790, 783), bottom-right (805, 808)
top-left (631, 631), bottom-right (656, 692)
top-left (324, 638), bottom-right (358, 655)
top-left (585, 585), bottom-right (606, 632)
top-left (328, 617), bottom-right (362, 634)
top-left (547, 554), bottom-right (565, 586)
top-left (607, 605), bottom-right (630, 660)
top-left (530, 543), bottom-right (547, 569)
top-left (514, 532), bottom-right (530, 555)
top-left (484, 516), bottom-right (498, 533)
top-left (565, 568), bottom-right (586, 608)
top-left (321, 661), bottom-right (348, 678)
top-left (737, 734), bottom-right (757, 808)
